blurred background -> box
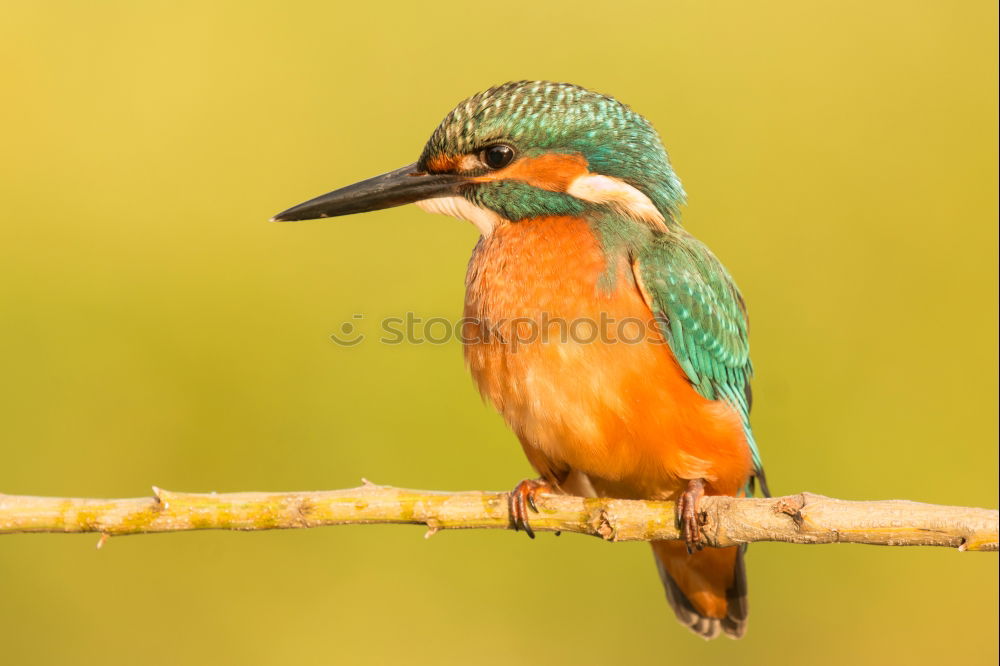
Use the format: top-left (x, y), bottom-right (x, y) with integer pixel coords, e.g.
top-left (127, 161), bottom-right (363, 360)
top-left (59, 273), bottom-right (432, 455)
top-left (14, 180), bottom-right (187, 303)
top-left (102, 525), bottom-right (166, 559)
top-left (1, 1), bottom-right (996, 664)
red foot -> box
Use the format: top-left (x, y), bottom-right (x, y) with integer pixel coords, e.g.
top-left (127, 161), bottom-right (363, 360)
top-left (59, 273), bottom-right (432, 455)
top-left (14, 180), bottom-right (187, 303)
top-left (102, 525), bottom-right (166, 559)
top-left (678, 478), bottom-right (706, 553)
top-left (509, 478), bottom-right (552, 539)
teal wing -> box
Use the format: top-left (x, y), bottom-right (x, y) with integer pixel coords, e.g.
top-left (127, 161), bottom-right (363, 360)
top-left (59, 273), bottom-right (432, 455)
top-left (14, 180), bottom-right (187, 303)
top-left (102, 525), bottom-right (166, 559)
top-left (633, 232), bottom-right (768, 495)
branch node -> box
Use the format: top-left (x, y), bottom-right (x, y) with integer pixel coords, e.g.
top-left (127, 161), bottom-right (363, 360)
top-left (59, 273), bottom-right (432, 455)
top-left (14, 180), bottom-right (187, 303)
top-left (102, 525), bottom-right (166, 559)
top-left (424, 519), bottom-right (440, 539)
top-left (774, 493), bottom-right (807, 528)
top-left (95, 533), bottom-right (109, 550)
top-left (592, 507), bottom-right (616, 541)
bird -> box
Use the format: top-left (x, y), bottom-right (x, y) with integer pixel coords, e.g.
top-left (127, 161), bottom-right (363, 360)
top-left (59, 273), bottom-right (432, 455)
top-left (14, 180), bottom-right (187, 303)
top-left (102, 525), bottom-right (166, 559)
top-left (272, 81), bottom-right (768, 640)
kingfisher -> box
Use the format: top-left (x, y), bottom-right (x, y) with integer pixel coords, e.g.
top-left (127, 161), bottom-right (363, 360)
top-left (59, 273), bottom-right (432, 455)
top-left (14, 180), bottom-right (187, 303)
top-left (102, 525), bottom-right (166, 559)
top-left (272, 81), bottom-right (768, 640)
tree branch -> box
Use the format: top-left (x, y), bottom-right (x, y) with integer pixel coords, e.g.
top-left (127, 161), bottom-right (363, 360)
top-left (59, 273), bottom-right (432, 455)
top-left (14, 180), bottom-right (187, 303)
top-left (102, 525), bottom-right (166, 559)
top-left (0, 484), bottom-right (996, 551)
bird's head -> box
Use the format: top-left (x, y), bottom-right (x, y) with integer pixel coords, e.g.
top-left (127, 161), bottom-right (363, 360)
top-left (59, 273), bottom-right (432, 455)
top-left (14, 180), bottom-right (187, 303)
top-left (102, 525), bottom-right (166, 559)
top-left (272, 81), bottom-right (686, 234)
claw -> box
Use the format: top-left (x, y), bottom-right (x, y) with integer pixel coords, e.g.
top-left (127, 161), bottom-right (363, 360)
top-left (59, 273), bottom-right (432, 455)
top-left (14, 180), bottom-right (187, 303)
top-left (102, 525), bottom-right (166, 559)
top-left (677, 478), bottom-right (706, 554)
top-left (509, 478), bottom-right (551, 539)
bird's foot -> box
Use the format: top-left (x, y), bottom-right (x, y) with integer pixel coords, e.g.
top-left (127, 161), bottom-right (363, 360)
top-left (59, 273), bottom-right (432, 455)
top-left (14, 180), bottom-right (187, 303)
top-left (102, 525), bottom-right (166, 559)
top-left (508, 478), bottom-right (553, 539)
top-left (677, 478), bottom-right (707, 554)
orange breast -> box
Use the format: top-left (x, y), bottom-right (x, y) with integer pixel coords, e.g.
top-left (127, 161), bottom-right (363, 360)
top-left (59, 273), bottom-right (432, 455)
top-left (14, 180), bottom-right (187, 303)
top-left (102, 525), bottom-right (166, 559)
top-left (463, 216), bottom-right (751, 499)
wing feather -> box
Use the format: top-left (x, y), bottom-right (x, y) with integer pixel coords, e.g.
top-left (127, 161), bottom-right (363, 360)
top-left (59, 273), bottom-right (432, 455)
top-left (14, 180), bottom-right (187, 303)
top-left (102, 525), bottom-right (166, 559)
top-left (633, 232), bottom-right (767, 493)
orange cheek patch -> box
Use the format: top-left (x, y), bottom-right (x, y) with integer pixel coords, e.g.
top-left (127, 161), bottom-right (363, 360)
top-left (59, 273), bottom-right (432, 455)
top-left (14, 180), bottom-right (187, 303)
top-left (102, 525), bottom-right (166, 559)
top-left (475, 153), bottom-right (589, 192)
top-left (425, 153), bottom-right (462, 172)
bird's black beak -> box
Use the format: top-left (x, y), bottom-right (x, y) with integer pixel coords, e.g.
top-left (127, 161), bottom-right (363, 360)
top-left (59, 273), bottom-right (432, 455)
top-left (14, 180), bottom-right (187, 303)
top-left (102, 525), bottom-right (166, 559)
top-left (270, 162), bottom-right (467, 222)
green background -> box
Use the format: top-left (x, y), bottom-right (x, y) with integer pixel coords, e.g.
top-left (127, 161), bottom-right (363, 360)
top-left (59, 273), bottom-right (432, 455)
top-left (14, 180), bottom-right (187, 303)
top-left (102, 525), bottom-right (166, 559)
top-left (1, 1), bottom-right (996, 664)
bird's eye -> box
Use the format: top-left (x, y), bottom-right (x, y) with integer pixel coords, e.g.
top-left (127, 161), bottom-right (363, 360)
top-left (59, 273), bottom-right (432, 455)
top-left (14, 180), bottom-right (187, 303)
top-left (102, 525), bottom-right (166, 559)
top-left (481, 145), bottom-right (515, 170)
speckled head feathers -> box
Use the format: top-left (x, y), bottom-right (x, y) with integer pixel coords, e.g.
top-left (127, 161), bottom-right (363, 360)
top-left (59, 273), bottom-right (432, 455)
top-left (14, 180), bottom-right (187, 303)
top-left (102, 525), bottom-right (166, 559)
top-left (418, 81), bottom-right (686, 220)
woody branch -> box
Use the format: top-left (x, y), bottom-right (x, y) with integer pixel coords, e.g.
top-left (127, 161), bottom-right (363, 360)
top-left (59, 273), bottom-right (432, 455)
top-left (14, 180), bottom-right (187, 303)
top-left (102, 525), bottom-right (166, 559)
top-left (0, 484), bottom-right (996, 551)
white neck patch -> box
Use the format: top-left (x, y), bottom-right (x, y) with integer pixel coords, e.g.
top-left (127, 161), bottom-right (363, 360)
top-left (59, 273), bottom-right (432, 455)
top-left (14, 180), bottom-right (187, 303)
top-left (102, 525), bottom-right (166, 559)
top-left (416, 196), bottom-right (504, 236)
top-left (566, 173), bottom-right (666, 230)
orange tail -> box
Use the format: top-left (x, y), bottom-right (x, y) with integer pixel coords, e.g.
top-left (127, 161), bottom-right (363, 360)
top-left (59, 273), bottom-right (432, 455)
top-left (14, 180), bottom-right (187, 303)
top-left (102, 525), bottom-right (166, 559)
top-left (651, 540), bottom-right (748, 640)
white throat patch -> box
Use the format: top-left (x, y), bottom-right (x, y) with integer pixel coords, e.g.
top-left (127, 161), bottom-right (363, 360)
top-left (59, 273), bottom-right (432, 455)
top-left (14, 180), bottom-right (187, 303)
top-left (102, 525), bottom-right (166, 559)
top-left (416, 196), bottom-right (503, 236)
